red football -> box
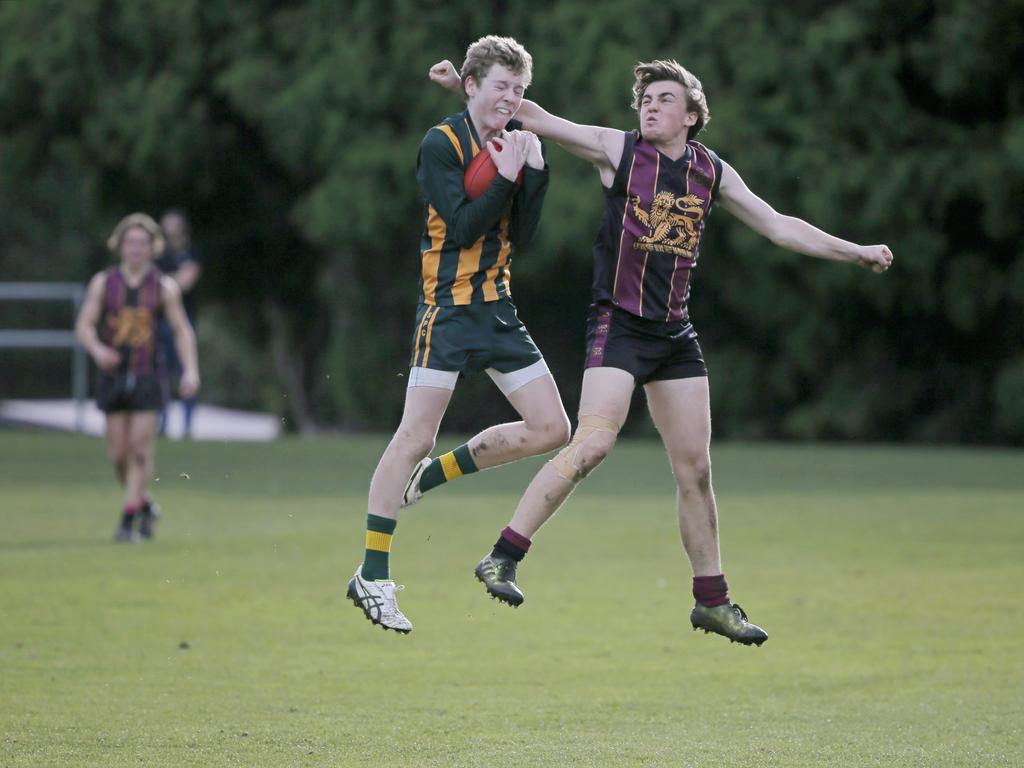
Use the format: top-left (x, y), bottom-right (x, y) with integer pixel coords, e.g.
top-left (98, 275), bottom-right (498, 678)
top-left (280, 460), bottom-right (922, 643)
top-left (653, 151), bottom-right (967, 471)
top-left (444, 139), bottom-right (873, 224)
top-left (464, 141), bottom-right (523, 200)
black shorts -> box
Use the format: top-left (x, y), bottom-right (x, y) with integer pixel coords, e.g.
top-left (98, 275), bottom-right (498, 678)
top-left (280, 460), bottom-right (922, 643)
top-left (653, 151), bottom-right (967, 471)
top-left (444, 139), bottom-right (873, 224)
top-left (95, 373), bottom-right (168, 413)
top-left (584, 302), bottom-right (707, 384)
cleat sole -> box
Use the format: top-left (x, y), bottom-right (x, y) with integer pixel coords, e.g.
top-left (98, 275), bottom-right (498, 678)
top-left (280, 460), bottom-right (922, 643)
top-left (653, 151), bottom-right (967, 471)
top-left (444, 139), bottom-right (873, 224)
top-left (347, 586), bottom-right (411, 635)
top-left (474, 572), bottom-right (524, 608)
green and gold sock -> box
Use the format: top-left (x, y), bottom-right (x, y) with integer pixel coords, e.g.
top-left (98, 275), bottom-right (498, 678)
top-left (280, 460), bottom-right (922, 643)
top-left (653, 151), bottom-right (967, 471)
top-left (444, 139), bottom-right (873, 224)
top-left (419, 444), bottom-right (479, 494)
top-left (361, 514), bottom-right (397, 581)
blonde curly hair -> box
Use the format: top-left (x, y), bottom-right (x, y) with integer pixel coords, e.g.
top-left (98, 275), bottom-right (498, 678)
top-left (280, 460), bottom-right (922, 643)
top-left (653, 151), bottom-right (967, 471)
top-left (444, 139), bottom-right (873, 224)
top-left (106, 212), bottom-right (165, 256)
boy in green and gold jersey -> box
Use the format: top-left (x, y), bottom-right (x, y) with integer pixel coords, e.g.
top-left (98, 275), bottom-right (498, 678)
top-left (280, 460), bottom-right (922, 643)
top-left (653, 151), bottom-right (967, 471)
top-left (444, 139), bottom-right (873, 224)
top-left (347, 36), bottom-right (570, 633)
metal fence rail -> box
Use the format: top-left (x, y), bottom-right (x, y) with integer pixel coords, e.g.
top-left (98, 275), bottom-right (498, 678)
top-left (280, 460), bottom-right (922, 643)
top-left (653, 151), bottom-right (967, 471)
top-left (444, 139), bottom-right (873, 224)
top-left (0, 282), bottom-right (88, 431)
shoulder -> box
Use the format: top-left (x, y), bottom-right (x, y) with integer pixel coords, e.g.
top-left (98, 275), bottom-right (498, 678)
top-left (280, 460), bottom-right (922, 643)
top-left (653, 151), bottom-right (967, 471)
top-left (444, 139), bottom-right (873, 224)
top-left (422, 112), bottom-right (466, 146)
top-left (421, 122), bottom-right (465, 160)
top-left (688, 140), bottom-right (723, 167)
top-left (688, 140), bottom-right (725, 195)
top-left (84, 271), bottom-right (108, 302)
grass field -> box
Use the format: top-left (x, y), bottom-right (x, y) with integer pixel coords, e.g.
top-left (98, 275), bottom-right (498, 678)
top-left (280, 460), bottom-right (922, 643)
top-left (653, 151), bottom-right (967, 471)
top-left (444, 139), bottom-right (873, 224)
top-left (1, 430), bottom-right (1022, 767)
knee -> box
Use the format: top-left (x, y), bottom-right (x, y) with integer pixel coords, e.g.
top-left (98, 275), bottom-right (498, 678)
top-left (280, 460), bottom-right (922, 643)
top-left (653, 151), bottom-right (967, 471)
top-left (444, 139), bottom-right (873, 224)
top-left (108, 447), bottom-right (127, 466)
top-left (391, 428), bottom-right (435, 462)
top-left (577, 431), bottom-right (616, 471)
top-left (533, 413), bottom-right (571, 453)
top-left (128, 443), bottom-right (150, 467)
top-left (674, 452), bottom-right (713, 495)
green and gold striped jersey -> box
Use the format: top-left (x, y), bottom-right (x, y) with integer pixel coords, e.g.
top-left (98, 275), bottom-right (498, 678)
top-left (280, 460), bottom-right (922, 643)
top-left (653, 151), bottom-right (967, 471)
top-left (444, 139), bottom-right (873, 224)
top-left (416, 110), bottom-right (549, 305)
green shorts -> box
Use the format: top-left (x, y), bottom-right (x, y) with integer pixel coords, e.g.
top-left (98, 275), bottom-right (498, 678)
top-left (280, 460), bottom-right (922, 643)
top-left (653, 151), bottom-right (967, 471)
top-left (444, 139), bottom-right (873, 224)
top-left (408, 298), bottom-right (547, 394)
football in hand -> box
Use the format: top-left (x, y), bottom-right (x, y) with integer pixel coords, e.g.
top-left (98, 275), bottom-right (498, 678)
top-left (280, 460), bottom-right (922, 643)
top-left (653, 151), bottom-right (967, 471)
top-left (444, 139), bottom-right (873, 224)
top-left (464, 141), bottom-right (523, 200)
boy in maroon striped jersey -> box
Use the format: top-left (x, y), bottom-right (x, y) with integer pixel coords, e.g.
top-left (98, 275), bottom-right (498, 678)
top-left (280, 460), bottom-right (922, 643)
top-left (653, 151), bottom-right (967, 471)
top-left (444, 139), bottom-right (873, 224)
top-left (76, 213), bottom-right (199, 542)
top-left (430, 58), bottom-right (893, 645)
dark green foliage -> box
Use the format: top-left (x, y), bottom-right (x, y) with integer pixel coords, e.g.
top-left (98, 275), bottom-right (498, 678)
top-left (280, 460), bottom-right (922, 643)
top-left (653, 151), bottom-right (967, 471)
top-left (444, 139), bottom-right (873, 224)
top-left (1, 0), bottom-right (1021, 442)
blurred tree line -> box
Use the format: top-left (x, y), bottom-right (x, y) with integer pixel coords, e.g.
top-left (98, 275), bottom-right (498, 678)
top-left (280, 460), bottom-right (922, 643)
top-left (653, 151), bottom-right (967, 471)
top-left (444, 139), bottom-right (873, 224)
top-left (1, 0), bottom-right (1022, 443)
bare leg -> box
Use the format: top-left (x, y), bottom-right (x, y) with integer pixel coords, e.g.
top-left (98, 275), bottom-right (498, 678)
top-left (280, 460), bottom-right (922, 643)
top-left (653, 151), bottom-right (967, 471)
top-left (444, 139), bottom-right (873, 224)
top-left (367, 385), bottom-right (453, 520)
top-left (125, 412), bottom-right (158, 509)
top-left (644, 376), bottom-right (721, 576)
top-left (467, 373), bottom-right (570, 468)
top-left (507, 368), bottom-right (634, 538)
top-left (105, 412), bottom-right (129, 488)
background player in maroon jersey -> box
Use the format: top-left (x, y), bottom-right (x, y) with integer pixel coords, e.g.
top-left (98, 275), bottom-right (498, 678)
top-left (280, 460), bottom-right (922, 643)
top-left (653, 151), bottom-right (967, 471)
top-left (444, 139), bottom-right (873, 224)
top-left (431, 58), bottom-right (893, 645)
top-left (76, 213), bottom-right (199, 542)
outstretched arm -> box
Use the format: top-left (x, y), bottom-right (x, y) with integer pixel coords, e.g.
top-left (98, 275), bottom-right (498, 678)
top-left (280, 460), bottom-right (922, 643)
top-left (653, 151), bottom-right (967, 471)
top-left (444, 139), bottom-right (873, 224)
top-left (429, 59), bottom-right (626, 183)
top-left (717, 162), bottom-right (894, 273)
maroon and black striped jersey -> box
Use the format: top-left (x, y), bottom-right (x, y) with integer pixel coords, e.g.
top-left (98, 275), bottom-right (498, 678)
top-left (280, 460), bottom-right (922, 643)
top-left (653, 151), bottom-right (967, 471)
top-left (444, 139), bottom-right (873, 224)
top-left (98, 266), bottom-right (165, 377)
top-left (592, 130), bottom-right (722, 322)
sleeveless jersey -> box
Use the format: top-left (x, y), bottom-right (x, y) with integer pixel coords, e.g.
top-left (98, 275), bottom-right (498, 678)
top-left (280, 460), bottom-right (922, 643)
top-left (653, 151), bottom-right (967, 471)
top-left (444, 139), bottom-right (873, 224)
top-left (592, 130), bottom-right (722, 322)
top-left (98, 266), bottom-right (165, 377)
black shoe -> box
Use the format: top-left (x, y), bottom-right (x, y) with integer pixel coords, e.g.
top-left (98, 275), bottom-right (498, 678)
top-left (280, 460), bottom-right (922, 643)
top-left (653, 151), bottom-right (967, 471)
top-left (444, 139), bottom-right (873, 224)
top-left (139, 501), bottom-right (161, 540)
top-left (690, 602), bottom-right (768, 646)
top-left (114, 514), bottom-right (140, 543)
top-left (474, 553), bottom-right (524, 607)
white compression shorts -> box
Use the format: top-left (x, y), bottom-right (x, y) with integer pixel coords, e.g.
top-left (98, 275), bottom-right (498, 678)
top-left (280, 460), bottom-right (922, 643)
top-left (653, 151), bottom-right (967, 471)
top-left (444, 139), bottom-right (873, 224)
top-left (407, 358), bottom-right (550, 397)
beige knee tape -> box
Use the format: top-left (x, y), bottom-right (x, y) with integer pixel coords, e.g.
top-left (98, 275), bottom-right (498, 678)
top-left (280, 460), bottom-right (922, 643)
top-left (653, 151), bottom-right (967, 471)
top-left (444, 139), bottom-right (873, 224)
top-left (550, 414), bottom-right (620, 482)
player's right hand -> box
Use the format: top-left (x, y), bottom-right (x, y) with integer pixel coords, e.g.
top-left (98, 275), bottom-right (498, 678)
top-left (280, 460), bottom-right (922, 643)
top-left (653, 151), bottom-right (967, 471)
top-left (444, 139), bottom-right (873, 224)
top-left (93, 345), bottom-right (121, 371)
top-left (489, 131), bottom-right (526, 182)
top-left (428, 60), bottom-right (462, 92)
top-left (857, 244), bottom-right (894, 273)
top-left (179, 369), bottom-right (200, 399)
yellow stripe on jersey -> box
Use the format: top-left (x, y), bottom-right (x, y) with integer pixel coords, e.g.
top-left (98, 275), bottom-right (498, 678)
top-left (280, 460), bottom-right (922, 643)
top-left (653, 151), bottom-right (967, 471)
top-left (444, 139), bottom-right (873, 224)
top-left (440, 452), bottom-right (463, 481)
top-left (366, 530), bottom-right (393, 553)
top-left (437, 124), bottom-right (465, 164)
top-left (422, 204), bottom-right (447, 305)
top-left (420, 306), bottom-right (441, 368)
top-left (482, 211), bottom-right (513, 301)
top-left (451, 240), bottom-right (484, 304)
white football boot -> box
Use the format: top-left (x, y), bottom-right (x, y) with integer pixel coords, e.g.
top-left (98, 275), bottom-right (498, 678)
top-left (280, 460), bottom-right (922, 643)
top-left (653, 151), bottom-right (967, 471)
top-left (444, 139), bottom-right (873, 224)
top-left (347, 568), bottom-right (412, 634)
top-left (400, 457), bottom-right (432, 509)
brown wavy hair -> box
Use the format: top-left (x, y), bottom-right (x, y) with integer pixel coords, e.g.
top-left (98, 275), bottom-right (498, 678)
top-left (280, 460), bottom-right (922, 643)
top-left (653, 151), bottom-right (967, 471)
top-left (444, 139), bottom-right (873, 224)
top-left (631, 59), bottom-right (710, 140)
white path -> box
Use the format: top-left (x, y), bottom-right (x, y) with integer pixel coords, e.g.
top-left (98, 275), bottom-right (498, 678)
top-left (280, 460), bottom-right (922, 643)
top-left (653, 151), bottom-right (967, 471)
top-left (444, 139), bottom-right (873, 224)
top-left (0, 399), bottom-right (280, 442)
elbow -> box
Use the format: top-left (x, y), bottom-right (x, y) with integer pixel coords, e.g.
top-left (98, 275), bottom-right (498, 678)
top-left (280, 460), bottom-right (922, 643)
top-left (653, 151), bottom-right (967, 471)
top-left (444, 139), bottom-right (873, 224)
top-left (451, 226), bottom-right (483, 250)
top-left (763, 216), bottom-right (788, 248)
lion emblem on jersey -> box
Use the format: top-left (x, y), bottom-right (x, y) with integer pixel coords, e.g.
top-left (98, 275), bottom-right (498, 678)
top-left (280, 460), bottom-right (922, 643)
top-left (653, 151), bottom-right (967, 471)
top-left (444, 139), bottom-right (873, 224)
top-left (630, 191), bottom-right (706, 257)
top-left (108, 307), bottom-right (154, 347)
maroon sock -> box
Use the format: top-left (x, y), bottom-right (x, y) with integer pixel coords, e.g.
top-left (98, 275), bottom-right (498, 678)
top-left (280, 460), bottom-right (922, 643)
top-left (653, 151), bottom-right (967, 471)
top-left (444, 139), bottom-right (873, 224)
top-left (693, 574), bottom-right (730, 607)
top-left (492, 526), bottom-right (531, 562)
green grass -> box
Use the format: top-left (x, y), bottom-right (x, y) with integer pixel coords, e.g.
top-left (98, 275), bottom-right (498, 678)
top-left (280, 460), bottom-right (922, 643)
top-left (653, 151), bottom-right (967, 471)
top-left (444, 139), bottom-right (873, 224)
top-left (1, 431), bottom-right (1022, 767)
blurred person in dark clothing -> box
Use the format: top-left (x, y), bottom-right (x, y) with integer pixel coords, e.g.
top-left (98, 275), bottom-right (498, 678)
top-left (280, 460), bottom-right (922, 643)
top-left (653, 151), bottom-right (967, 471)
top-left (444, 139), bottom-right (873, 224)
top-left (157, 209), bottom-right (201, 438)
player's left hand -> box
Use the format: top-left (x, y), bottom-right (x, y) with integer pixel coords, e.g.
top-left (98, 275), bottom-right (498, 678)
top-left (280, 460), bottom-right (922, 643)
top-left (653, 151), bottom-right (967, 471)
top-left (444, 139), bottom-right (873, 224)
top-left (857, 244), bottom-right (894, 273)
top-left (511, 130), bottom-right (544, 170)
top-left (429, 60), bottom-right (462, 93)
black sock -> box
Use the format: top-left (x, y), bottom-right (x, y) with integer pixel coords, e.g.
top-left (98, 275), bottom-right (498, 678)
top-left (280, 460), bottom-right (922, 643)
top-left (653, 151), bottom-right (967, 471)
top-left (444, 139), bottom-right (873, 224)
top-left (491, 526), bottom-right (531, 562)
